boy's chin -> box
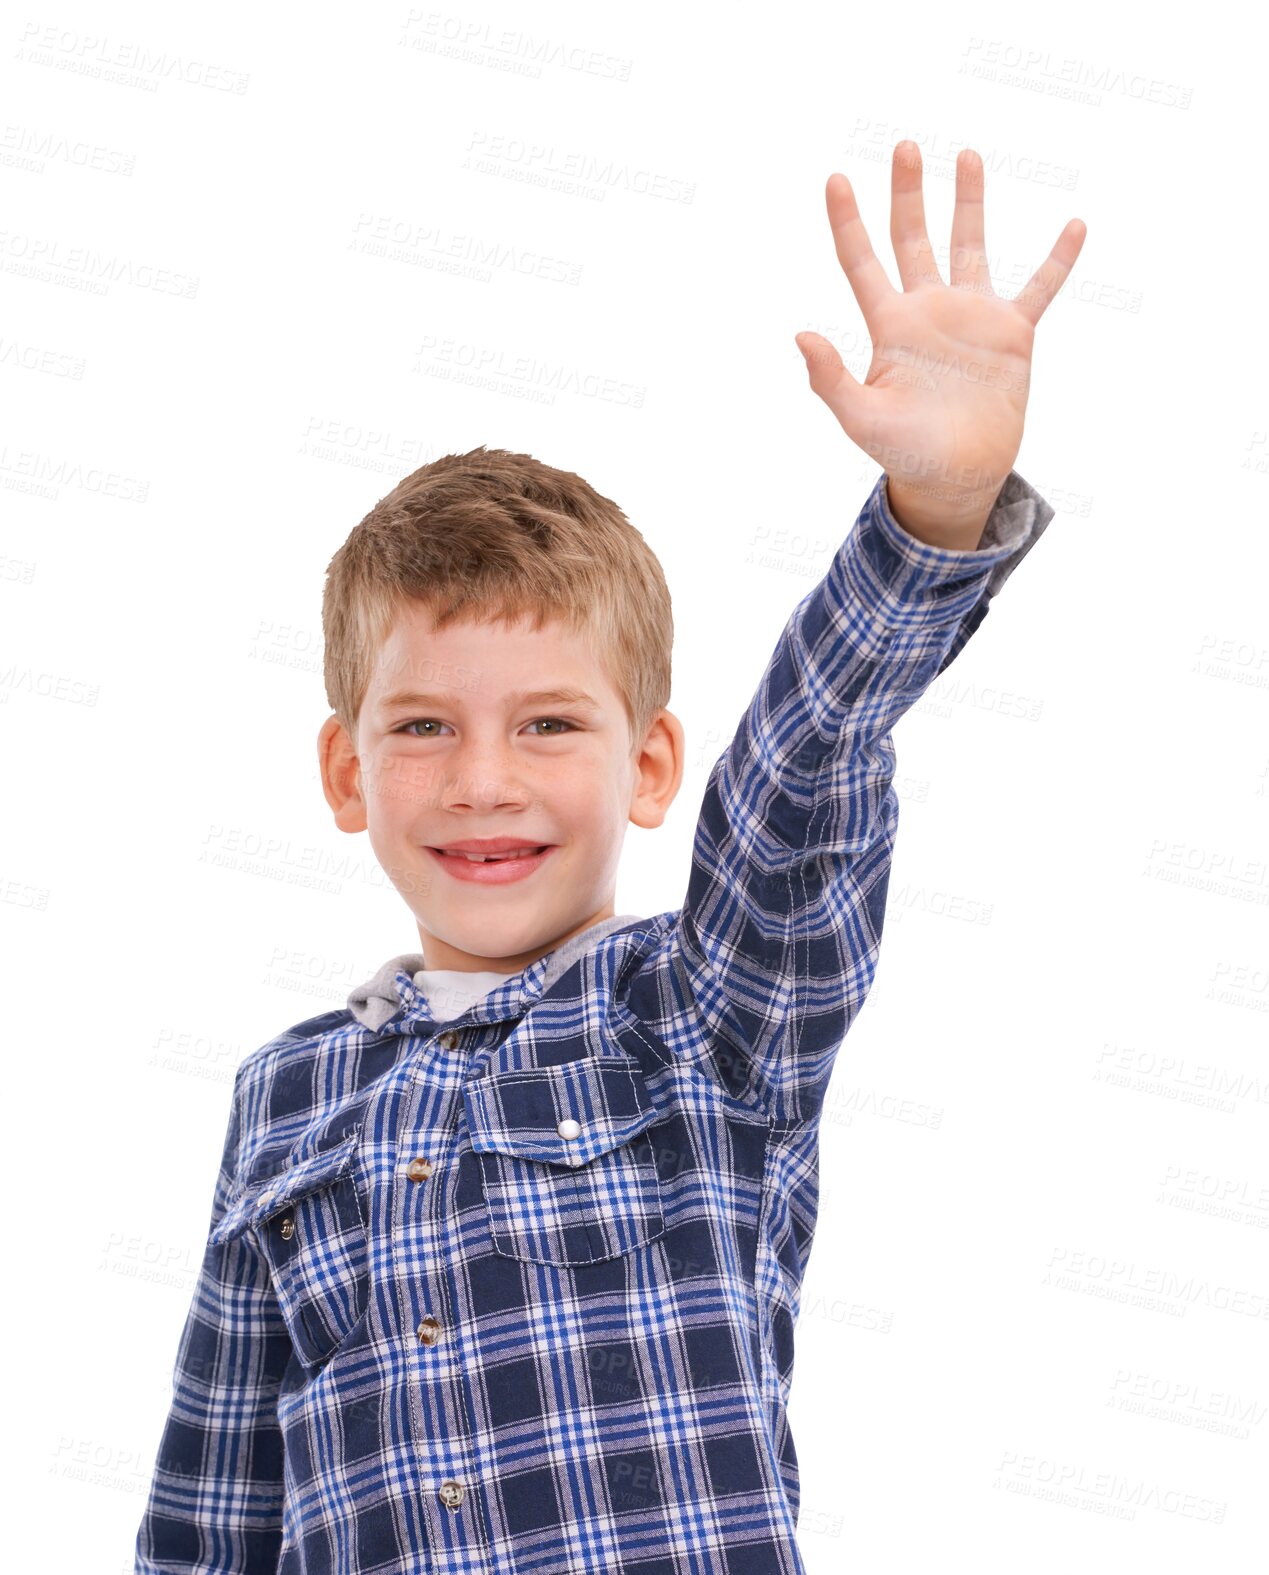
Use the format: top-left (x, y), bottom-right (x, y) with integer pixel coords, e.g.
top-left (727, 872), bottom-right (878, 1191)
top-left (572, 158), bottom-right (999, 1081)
top-left (416, 913), bottom-right (558, 970)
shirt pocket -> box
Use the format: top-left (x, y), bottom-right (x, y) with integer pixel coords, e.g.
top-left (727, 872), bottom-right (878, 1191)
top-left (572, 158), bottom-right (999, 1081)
top-left (208, 1129), bottom-right (368, 1368)
top-left (464, 1055), bottom-right (666, 1268)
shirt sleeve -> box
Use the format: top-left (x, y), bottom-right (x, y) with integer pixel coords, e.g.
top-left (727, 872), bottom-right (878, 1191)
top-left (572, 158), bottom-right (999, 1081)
top-left (664, 467), bottom-right (1055, 1123)
top-left (134, 1069), bottom-right (289, 1573)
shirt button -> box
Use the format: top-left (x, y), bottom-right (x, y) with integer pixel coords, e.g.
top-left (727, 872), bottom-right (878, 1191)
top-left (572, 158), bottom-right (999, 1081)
top-left (439, 1031), bottom-right (460, 1050)
top-left (438, 1479), bottom-right (465, 1510)
top-left (556, 1117), bottom-right (581, 1141)
top-left (406, 1157), bottom-right (434, 1181)
top-left (417, 1316), bottom-right (443, 1346)
top-left (279, 1214), bottom-right (295, 1240)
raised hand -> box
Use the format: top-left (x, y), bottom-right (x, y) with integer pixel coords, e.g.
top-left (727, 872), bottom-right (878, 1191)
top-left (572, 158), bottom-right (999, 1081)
top-left (795, 141), bottom-right (1086, 549)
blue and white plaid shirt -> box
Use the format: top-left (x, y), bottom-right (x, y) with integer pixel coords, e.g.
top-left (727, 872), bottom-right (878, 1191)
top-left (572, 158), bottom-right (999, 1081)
top-left (136, 468), bottom-right (1053, 1574)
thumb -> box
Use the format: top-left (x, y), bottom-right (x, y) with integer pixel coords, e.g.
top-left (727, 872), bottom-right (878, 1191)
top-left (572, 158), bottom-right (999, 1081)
top-left (794, 331), bottom-right (870, 437)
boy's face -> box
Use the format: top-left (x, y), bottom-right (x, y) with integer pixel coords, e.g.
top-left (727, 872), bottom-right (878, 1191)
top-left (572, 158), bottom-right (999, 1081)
top-left (318, 602), bottom-right (683, 974)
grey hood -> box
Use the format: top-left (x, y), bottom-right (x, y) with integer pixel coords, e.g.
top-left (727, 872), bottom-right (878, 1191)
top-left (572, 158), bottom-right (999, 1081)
top-left (346, 912), bottom-right (647, 1032)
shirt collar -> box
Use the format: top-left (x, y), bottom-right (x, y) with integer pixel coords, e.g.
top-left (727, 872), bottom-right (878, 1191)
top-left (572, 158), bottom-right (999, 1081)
top-left (345, 912), bottom-right (648, 1034)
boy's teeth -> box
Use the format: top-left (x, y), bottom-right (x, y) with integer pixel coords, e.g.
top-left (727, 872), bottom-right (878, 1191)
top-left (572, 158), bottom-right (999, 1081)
top-left (446, 848), bottom-right (540, 862)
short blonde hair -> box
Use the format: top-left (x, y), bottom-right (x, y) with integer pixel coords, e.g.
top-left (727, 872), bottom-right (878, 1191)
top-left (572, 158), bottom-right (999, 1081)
top-left (321, 446), bottom-right (673, 754)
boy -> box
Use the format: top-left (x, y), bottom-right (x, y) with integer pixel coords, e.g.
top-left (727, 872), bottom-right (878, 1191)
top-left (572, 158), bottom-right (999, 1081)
top-left (135, 143), bottom-right (1084, 1573)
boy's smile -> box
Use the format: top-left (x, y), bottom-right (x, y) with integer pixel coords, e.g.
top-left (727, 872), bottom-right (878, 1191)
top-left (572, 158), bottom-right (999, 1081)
top-left (318, 601), bottom-right (683, 976)
top-left (424, 839), bottom-right (557, 884)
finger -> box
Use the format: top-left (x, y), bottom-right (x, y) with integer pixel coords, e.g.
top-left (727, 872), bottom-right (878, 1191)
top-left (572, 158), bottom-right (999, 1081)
top-left (794, 331), bottom-right (874, 440)
top-left (949, 148), bottom-right (994, 295)
top-left (825, 171), bottom-right (896, 330)
top-left (1010, 219), bottom-right (1088, 327)
top-left (890, 140), bottom-right (942, 289)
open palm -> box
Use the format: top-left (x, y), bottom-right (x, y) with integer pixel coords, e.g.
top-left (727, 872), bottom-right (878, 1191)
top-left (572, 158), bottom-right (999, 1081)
top-left (797, 142), bottom-right (1086, 536)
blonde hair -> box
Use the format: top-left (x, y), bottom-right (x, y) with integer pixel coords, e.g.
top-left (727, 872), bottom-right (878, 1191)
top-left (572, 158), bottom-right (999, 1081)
top-left (321, 446), bottom-right (673, 754)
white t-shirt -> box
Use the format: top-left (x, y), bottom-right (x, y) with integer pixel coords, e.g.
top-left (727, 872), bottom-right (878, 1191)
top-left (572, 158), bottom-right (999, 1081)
top-left (411, 967), bottom-right (514, 1022)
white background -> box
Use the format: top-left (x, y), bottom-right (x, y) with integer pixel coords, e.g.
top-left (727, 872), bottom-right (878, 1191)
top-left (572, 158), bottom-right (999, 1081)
top-left (2, 2), bottom-right (1265, 1570)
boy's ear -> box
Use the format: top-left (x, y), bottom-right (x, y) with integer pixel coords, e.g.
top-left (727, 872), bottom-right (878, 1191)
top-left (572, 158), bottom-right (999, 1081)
top-left (317, 714), bottom-right (368, 833)
top-left (629, 707), bottom-right (686, 832)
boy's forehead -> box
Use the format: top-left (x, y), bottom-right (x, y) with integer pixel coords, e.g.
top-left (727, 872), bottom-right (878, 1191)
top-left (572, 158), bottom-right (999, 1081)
top-left (374, 603), bottom-right (580, 665)
top-left (367, 604), bottom-right (609, 703)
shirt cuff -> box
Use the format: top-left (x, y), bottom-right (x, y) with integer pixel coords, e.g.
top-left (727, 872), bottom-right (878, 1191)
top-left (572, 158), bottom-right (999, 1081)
top-left (841, 467), bottom-right (1056, 630)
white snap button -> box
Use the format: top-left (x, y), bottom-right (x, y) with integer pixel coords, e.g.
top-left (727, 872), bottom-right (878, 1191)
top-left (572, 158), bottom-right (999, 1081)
top-left (556, 1117), bottom-right (581, 1141)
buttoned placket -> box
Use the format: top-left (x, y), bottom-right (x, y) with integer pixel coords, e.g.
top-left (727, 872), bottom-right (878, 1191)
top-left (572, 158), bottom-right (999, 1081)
top-left (396, 1015), bottom-right (496, 1569)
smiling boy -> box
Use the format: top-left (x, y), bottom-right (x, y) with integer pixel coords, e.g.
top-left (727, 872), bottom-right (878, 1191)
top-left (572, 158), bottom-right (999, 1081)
top-left (320, 594), bottom-right (684, 976)
top-left (136, 143), bottom-right (1083, 1574)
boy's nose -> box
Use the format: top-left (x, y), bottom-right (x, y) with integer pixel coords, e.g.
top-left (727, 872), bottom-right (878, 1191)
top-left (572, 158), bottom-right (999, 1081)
top-left (441, 758), bottom-right (535, 813)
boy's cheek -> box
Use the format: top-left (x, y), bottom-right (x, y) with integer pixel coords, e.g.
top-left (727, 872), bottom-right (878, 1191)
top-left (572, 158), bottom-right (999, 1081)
top-left (360, 752), bottom-right (447, 811)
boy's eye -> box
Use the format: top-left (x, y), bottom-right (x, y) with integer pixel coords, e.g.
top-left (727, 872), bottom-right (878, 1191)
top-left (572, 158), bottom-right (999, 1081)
top-left (394, 717), bottom-right (576, 738)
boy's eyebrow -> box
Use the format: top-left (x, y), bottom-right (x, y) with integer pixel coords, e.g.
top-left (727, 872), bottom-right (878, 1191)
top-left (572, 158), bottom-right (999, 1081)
top-left (375, 685), bottom-right (604, 715)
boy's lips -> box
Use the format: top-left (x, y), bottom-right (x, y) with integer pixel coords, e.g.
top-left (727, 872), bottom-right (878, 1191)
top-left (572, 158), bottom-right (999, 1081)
top-left (432, 837), bottom-right (550, 854)
top-left (424, 842), bottom-right (556, 885)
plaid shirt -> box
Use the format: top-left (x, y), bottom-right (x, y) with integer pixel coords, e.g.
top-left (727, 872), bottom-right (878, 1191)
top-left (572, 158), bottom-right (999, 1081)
top-left (136, 468), bottom-right (1053, 1574)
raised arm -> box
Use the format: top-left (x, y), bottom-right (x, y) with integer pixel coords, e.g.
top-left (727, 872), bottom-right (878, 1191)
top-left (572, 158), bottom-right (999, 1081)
top-left (645, 142), bottom-right (1082, 1123)
top-left (661, 464), bottom-right (1052, 1123)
